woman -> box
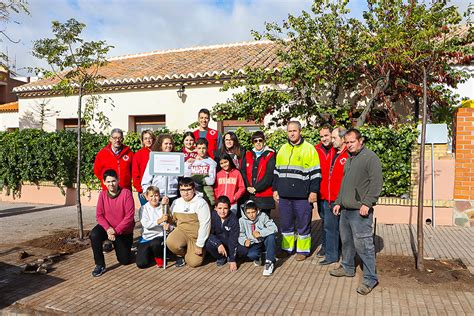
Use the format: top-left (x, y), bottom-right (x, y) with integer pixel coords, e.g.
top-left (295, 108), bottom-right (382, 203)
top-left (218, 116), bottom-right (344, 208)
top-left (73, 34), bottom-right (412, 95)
top-left (218, 131), bottom-right (245, 169)
top-left (241, 131), bottom-right (275, 217)
top-left (132, 130), bottom-right (156, 205)
top-left (182, 131), bottom-right (197, 162)
top-left (141, 134), bottom-right (179, 206)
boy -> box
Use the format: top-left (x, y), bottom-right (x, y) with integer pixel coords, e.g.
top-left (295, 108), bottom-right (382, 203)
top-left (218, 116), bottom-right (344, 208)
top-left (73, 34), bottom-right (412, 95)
top-left (205, 196), bottom-right (239, 272)
top-left (184, 137), bottom-right (217, 206)
top-left (167, 177), bottom-right (211, 268)
top-left (136, 186), bottom-right (172, 269)
top-left (238, 201), bottom-right (278, 276)
top-left (90, 169), bottom-right (135, 277)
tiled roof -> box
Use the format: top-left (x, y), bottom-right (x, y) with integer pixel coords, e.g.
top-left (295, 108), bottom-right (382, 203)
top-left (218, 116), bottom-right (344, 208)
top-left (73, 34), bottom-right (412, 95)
top-left (14, 41), bottom-right (283, 96)
top-left (0, 101), bottom-right (18, 112)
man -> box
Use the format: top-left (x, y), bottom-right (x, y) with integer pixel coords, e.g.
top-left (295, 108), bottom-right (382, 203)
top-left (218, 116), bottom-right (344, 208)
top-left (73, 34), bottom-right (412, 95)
top-left (273, 121), bottom-right (321, 261)
top-left (318, 127), bottom-right (348, 265)
top-left (193, 108), bottom-right (222, 160)
top-left (90, 169), bottom-right (135, 277)
top-left (94, 128), bottom-right (134, 191)
top-left (167, 177), bottom-right (211, 268)
top-left (314, 124), bottom-right (333, 258)
top-left (330, 128), bottom-right (383, 295)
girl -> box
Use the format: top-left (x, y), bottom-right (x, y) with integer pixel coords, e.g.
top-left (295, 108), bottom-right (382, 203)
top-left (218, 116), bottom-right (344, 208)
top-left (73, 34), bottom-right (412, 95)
top-left (132, 130), bottom-right (156, 205)
top-left (182, 131), bottom-right (198, 162)
top-left (141, 134), bottom-right (179, 206)
top-left (218, 131), bottom-right (245, 169)
top-left (214, 153), bottom-right (246, 214)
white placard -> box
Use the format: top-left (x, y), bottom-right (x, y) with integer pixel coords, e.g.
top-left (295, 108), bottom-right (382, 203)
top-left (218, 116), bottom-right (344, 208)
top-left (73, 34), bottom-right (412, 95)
top-left (149, 152), bottom-right (185, 176)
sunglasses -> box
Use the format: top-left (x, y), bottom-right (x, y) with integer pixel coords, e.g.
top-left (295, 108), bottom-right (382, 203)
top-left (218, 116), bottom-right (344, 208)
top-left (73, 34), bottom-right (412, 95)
top-left (253, 139), bottom-right (264, 144)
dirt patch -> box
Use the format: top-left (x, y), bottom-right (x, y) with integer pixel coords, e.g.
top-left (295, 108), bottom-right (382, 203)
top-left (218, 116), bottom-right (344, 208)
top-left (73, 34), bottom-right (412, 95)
top-left (21, 229), bottom-right (91, 254)
top-left (378, 255), bottom-right (474, 292)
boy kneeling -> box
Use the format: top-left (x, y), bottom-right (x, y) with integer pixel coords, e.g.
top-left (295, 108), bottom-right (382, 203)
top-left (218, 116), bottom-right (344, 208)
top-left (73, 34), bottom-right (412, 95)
top-left (205, 196), bottom-right (239, 272)
top-left (238, 201), bottom-right (278, 276)
top-left (167, 177), bottom-right (211, 268)
top-left (136, 186), bottom-right (172, 269)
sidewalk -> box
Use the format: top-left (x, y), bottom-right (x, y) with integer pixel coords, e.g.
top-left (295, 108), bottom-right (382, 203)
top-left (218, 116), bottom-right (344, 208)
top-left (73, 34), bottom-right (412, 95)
top-left (0, 202), bottom-right (473, 314)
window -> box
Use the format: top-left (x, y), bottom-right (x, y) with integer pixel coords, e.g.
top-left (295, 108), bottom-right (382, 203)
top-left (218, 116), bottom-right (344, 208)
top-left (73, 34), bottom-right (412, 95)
top-left (57, 118), bottom-right (85, 131)
top-left (129, 115), bottom-right (166, 133)
top-left (218, 119), bottom-right (262, 134)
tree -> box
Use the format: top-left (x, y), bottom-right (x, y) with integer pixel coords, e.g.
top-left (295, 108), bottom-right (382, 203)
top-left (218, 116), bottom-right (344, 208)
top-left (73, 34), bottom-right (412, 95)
top-left (32, 19), bottom-right (113, 239)
top-left (0, 0), bottom-right (29, 67)
top-left (212, 0), bottom-right (472, 128)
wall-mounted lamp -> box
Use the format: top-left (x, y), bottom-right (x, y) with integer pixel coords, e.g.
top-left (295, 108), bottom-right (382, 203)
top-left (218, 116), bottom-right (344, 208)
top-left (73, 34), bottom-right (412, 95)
top-left (177, 85), bottom-right (185, 98)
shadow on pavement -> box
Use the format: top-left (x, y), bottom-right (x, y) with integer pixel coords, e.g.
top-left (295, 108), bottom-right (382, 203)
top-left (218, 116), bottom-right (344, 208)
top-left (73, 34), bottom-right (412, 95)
top-left (0, 261), bottom-right (64, 309)
top-left (0, 205), bottom-right (66, 218)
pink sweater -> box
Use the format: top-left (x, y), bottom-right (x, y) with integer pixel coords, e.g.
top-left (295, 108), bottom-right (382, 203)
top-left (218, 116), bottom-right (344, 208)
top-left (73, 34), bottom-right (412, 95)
top-left (214, 169), bottom-right (246, 205)
top-left (96, 188), bottom-right (135, 235)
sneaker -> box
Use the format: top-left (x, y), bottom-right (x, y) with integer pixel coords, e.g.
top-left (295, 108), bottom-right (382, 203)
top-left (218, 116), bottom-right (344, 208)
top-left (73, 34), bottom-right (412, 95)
top-left (253, 257), bottom-right (263, 266)
top-left (356, 282), bottom-right (378, 295)
top-left (154, 257), bottom-right (164, 268)
top-left (174, 257), bottom-right (185, 268)
top-left (295, 254), bottom-right (307, 261)
top-left (263, 260), bottom-right (274, 276)
top-left (329, 266), bottom-right (355, 277)
top-left (103, 241), bottom-right (113, 253)
top-left (91, 265), bottom-right (106, 277)
top-left (316, 248), bottom-right (325, 258)
top-left (216, 258), bottom-right (227, 266)
top-left (319, 259), bottom-right (337, 266)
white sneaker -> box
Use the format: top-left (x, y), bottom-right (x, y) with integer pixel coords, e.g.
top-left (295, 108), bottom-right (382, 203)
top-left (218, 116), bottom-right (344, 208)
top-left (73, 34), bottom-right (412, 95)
top-left (263, 260), bottom-right (274, 276)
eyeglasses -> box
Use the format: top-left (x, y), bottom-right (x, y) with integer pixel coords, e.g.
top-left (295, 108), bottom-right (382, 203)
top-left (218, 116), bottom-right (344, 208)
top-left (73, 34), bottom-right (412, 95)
top-left (253, 139), bottom-right (264, 144)
top-left (111, 136), bottom-right (123, 141)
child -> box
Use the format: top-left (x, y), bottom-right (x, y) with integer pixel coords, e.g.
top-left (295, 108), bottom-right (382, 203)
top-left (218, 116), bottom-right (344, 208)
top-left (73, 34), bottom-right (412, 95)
top-left (184, 138), bottom-right (217, 206)
top-left (205, 196), bottom-right (239, 272)
top-left (238, 200), bottom-right (278, 276)
top-left (136, 186), bottom-right (172, 269)
top-left (214, 154), bottom-right (246, 215)
top-left (182, 131), bottom-right (198, 162)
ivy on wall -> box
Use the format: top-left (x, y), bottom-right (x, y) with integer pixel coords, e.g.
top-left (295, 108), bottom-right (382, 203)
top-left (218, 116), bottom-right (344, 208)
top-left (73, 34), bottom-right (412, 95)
top-left (0, 125), bottom-right (417, 197)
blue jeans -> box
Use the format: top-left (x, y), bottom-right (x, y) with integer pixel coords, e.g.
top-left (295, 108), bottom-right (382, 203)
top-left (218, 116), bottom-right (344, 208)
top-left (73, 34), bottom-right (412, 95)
top-left (340, 208), bottom-right (377, 287)
top-left (237, 233), bottom-right (276, 263)
top-left (317, 200), bottom-right (325, 251)
top-left (322, 200), bottom-right (340, 262)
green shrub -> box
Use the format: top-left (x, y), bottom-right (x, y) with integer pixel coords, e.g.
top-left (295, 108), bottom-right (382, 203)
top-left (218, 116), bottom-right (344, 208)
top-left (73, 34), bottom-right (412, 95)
top-left (0, 124), bottom-right (417, 197)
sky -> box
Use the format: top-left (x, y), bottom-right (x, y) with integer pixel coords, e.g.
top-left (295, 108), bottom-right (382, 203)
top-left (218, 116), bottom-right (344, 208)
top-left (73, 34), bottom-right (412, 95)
top-left (1, 0), bottom-right (471, 76)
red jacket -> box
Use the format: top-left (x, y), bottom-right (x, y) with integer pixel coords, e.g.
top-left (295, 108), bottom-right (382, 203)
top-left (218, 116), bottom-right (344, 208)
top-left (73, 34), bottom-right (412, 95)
top-left (132, 146), bottom-right (151, 193)
top-left (182, 147), bottom-right (198, 161)
top-left (94, 144), bottom-right (134, 191)
top-left (214, 168), bottom-right (246, 205)
top-left (194, 128), bottom-right (219, 160)
top-left (321, 147), bottom-right (349, 202)
top-left (315, 143), bottom-right (334, 200)
top-left (243, 149), bottom-right (275, 198)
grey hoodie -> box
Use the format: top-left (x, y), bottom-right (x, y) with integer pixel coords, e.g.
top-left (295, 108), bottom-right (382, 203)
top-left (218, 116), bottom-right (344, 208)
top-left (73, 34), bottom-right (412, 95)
top-left (238, 202), bottom-right (278, 246)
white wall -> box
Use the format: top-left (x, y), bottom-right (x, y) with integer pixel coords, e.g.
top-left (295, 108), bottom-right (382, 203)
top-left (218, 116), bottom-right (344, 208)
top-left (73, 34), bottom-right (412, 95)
top-left (18, 84), bottom-right (240, 133)
top-left (0, 112), bottom-right (19, 130)
top-left (453, 65), bottom-right (473, 101)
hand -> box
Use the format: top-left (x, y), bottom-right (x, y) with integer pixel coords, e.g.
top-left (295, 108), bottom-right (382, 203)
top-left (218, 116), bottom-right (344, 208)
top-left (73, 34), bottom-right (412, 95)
top-left (229, 262), bottom-right (237, 272)
top-left (333, 204), bottom-right (341, 216)
top-left (217, 244), bottom-right (228, 257)
top-left (308, 192), bottom-right (317, 203)
top-left (162, 223), bottom-right (170, 231)
top-left (360, 205), bottom-right (370, 216)
top-left (252, 230), bottom-right (261, 238)
top-left (106, 227), bottom-right (115, 235)
top-left (247, 187), bottom-right (256, 194)
top-left (194, 246), bottom-right (203, 256)
top-left (161, 196), bottom-right (170, 205)
top-left (158, 214), bottom-right (168, 224)
top-left (273, 191), bottom-right (279, 202)
top-left (187, 158), bottom-right (196, 164)
top-left (244, 239), bottom-right (251, 247)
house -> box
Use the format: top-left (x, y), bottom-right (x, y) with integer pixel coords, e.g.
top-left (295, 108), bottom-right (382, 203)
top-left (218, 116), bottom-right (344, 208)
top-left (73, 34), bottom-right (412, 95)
top-left (13, 41), bottom-right (281, 133)
top-left (0, 67), bottom-right (29, 131)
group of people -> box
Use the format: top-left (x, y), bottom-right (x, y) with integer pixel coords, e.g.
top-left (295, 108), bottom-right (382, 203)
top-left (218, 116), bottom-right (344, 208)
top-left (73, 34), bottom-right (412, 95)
top-left (90, 108), bottom-right (383, 295)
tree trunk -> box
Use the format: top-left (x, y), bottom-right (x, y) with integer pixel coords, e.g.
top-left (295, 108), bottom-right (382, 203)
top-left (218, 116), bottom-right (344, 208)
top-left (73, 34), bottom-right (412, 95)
top-left (416, 66), bottom-right (428, 271)
top-left (76, 86), bottom-right (84, 239)
top-left (356, 70), bottom-right (391, 127)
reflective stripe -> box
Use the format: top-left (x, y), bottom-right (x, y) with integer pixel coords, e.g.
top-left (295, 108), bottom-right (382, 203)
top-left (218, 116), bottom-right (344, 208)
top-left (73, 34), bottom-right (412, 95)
top-left (296, 235), bottom-right (311, 253)
top-left (281, 232), bottom-right (294, 237)
top-left (310, 173), bottom-right (322, 180)
top-left (277, 165), bottom-right (320, 173)
top-left (281, 234), bottom-right (295, 252)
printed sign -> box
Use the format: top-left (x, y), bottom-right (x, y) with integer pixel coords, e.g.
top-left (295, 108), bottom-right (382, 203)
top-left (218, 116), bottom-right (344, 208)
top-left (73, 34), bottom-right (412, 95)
top-left (149, 152), bottom-right (185, 176)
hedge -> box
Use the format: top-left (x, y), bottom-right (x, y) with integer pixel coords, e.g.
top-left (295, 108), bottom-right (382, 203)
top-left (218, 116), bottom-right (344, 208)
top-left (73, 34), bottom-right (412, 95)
top-left (0, 125), bottom-right (417, 197)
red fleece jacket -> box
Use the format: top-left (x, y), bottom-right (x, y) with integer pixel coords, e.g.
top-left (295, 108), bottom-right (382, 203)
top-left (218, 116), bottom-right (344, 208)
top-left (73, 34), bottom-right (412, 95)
top-left (214, 168), bottom-right (246, 205)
